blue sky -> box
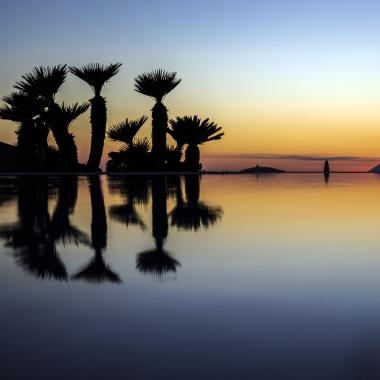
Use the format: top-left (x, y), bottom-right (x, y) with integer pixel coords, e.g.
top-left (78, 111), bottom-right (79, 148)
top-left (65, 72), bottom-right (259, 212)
top-left (1, 0), bottom-right (380, 170)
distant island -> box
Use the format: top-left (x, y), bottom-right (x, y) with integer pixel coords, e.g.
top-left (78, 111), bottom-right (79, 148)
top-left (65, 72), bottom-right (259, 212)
top-left (368, 164), bottom-right (380, 173)
top-left (239, 165), bottom-right (285, 174)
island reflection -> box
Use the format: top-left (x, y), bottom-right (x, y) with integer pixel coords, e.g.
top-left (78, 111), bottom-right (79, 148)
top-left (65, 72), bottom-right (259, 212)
top-left (0, 175), bottom-right (223, 283)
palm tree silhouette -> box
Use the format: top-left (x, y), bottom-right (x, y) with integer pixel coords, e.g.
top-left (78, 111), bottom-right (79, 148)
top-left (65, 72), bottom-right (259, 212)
top-left (69, 63), bottom-right (122, 171)
top-left (135, 69), bottom-right (181, 170)
top-left (167, 118), bottom-right (189, 163)
top-left (108, 116), bottom-right (148, 148)
top-left (72, 176), bottom-right (121, 284)
top-left (107, 116), bottom-right (151, 171)
top-left (0, 91), bottom-right (49, 169)
top-left (169, 116), bottom-right (224, 171)
top-left (13, 65), bottom-right (68, 170)
top-left (49, 102), bottom-right (89, 170)
top-left (136, 176), bottom-right (180, 278)
top-left (170, 176), bottom-right (223, 231)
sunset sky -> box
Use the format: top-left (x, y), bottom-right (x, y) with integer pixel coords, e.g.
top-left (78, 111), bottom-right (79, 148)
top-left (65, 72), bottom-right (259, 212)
top-left (1, 0), bottom-right (380, 171)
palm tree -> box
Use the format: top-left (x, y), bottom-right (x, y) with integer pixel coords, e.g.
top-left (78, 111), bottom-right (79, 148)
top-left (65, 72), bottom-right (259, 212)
top-left (169, 116), bottom-right (224, 171)
top-left (107, 115), bottom-right (150, 171)
top-left (108, 116), bottom-right (148, 148)
top-left (135, 69), bottom-right (181, 170)
top-left (69, 63), bottom-right (122, 171)
top-left (107, 138), bottom-right (151, 172)
top-left (13, 65), bottom-right (68, 170)
top-left (49, 102), bottom-right (89, 170)
top-left (0, 91), bottom-right (49, 168)
top-left (167, 117), bottom-right (190, 162)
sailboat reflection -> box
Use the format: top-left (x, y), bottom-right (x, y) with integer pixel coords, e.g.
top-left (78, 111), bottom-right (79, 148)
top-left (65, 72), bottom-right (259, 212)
top-left (72, 176), bottom-right (122, 284)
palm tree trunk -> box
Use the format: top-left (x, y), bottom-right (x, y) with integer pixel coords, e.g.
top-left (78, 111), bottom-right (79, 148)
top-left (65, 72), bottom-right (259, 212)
top-left (87, 96), bottom-right (107, 171)
top-left (151, 102), bottom-right (168, 170)
top-left (185, 144), bottom-right (200, 171)
top-left (50, 125), bottom-right (78, 171)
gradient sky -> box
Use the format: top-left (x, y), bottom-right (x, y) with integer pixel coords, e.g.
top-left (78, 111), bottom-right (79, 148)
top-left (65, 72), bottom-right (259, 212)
top-left (1, 0), bottom-right (380, 171)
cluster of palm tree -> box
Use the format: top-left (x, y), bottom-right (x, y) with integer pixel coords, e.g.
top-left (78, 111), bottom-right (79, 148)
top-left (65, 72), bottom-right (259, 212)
top-left (108, 69), bottom-right (225, 172)
top-left (0, 63), bottom-right (121, 171)
top-left (0, 62), bottom-right (225, 172)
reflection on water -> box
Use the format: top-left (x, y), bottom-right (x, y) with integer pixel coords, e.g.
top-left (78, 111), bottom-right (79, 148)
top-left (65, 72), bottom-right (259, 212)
top-left (2, 174), bottom-right (380, 379)
top-left (0, 175), bottom-right (222, 282)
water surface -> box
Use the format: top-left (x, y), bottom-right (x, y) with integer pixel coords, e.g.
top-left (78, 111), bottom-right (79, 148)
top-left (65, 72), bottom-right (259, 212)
top-left (1, 174), bottom-right (380, 379)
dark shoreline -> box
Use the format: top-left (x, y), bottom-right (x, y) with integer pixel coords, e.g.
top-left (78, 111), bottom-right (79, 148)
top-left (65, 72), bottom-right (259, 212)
top-left (0, 171), bottom-right (376, 176)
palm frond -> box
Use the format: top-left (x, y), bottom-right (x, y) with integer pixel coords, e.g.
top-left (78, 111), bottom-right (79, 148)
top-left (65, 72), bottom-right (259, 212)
top-left (168, 115), bottom-right (224, 145)
top-left (14, 65), bottom-right (67, 101)
top-left (135, 69), bottom-right (181, 102)
top-left (107, 115), bottom-right (148, 144)
top-left (55, 102), bottom-right (90, 126)
top-left (1, 91), bottom-right (46, 121)
top-left (69, 63), bottom-right (122, 96)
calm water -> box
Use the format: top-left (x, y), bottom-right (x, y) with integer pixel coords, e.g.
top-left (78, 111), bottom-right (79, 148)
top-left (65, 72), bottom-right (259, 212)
top-left (1, 174), bottom-right (380, 379)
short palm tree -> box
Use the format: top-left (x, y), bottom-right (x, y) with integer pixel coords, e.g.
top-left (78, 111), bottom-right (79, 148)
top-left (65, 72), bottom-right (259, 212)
top-left (135, 69), bottom-right (181, 170)
top-left (49, 102), bottom-right (89, 170)
top-left (167, 117), bottom-right (191, 160)
top-left (69, 63), bottom-right (122, 171)
top-left (169, 116), bottom-right (224, 171)
top-left (108, 116), bottom-right (148, 148)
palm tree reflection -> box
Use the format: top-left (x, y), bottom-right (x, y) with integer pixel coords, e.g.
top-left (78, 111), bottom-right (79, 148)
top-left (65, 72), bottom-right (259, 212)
top-left (0, 177), bottom-right (71, 280)
top-left (170, 176), bottom-right (223, 231)
top-left (108, 176), bottom-right (149, 230)
top-left (136, 176), bottom-right (180, 278)
top-left (72, 176), bottom-right (121, 284)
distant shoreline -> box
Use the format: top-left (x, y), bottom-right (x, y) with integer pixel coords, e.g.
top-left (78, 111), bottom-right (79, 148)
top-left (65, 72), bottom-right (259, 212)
top-left (0, 171), bottom-right (376, 176)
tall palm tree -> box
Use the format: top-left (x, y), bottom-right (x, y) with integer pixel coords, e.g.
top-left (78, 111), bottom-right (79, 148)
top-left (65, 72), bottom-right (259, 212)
top-left (49, 102), bottom-right (89, 170)
top-left (135, 69), bottom-right (181, 170)
top-left (169, 116), bottom-right (224, 171)
top-left (69, 63), bottom-right (122, 171)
